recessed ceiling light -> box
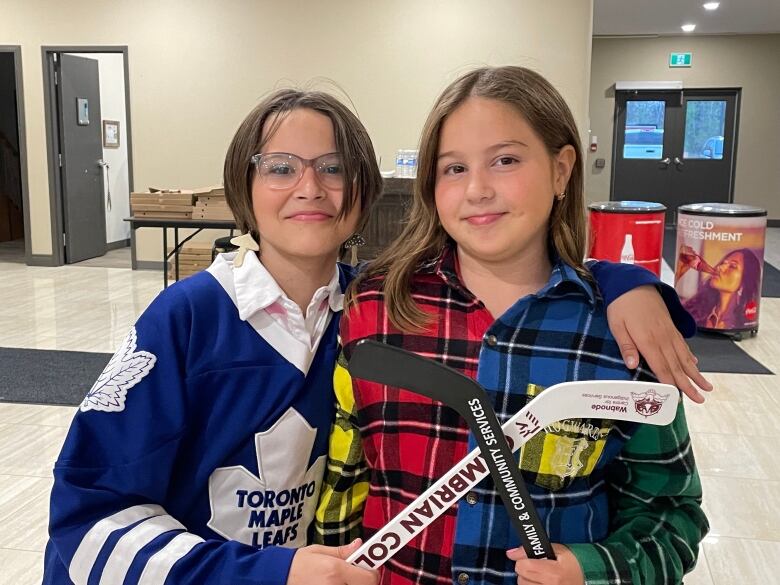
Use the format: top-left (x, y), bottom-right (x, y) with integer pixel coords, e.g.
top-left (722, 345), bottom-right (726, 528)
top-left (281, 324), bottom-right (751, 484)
top-left (681, 23), bottom-right (697, 32)
top-left (703, 2), bottom-right (720, 10)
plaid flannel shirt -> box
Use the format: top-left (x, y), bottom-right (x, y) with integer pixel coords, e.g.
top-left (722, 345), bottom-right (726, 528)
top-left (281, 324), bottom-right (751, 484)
top-left (315, 246), bottom-right (707, 585)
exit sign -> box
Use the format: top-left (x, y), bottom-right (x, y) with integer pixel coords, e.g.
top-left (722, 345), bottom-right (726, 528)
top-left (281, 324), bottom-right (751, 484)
top-left (669, 52), bottom-right (692, 67)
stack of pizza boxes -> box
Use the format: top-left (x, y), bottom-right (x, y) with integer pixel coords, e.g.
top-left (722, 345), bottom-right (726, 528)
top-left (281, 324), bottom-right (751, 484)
top-left (167, 241), bottom-right (213, 281)
top-left (193, 186), bottom-right (234, 220)
top-left (130, 188), bottom-right (195, 219)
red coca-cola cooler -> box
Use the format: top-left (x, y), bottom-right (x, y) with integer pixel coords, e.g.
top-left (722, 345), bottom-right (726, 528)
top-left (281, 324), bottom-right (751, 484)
top-left (587, 201), bottom-right (667, 275)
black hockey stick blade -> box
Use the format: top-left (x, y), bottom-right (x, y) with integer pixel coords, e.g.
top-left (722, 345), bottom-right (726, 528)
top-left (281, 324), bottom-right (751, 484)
top-left (349, 339), bottom-right (555, 559)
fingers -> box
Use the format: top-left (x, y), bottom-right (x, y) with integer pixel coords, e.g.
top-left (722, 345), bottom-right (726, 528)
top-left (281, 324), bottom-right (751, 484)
top-left (292, 541), bottom-right (378, 585)
top-left (336, 538), bottom-right (363, 560)
top-left (507, 548), bottom-right (545, 585)
top-left (610, 316), bottom-right (640, 370)
top-left (659, 332), bottom-right (711, 403)
top-left (506, 547), bottom-right (527, 561)
top-left (617, 300), bottom-right (714, 403)
top-left (671, 331), bottom-right (713, 392)
top-left (341, 562), bottom-right (380, 585)
top-left (308, 538), bottom-right (362, 560)
top-left (513, 560), bottom-right (548, 585)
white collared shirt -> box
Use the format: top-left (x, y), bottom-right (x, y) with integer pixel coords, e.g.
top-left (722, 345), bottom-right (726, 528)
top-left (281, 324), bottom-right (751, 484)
top-left (232, 251), bottom-right (342, 350)
top-left (207, 251), bottom-right (343, 373)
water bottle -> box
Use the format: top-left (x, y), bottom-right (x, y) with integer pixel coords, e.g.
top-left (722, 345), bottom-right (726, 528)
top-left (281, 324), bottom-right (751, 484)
top-left (408, 149), bottom-right (418, 178)
top-left (395, 149), bottom-right (419, 178)
top-left (395, 149), bottom-right (407, 177)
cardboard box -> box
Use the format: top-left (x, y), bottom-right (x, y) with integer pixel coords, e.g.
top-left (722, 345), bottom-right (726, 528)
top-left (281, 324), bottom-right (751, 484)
top-left (131, 204), bottom-right (195, 213)
top-left (134, 211), bottom-right (192, 219)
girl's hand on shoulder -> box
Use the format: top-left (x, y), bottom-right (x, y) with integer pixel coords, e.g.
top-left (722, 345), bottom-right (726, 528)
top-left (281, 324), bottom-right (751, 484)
top-left (507, 544), bottom-right (584, 585)
top-left (606, 285), bottom-right (713, 403)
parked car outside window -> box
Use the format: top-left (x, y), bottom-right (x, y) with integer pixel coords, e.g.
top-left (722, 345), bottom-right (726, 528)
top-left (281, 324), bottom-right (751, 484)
top-left (623, 128), bottom-right (664, 159)
top-left (701, 136), bottom-right (724, 159)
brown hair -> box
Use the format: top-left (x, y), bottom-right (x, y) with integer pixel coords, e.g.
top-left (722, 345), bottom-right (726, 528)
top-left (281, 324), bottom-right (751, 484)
top-left (353, 66), bottom-right (587, 331)
top-left (223, 89), bottom-right (383, 241)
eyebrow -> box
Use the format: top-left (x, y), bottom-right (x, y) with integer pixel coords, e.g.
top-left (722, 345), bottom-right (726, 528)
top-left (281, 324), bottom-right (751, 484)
top-left (437, 140), bottom-right (529, 160)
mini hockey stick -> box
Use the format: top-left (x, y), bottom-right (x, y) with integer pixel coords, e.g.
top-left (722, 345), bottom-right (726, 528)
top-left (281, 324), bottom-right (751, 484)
top-left (346, 339), bottom-right (677, 569)
top-left (349, 340), bottom-right (553, 559)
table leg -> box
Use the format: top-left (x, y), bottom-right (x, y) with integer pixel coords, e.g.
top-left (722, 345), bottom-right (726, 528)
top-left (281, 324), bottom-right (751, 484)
top-left (163, 228), bottom-right (168, 289)
top-left (175, 228), bottom-right (180, 281)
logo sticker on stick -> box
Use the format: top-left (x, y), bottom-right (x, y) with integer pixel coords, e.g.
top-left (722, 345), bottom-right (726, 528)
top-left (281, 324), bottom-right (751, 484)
top-left (631, 389), bottom-right (670, 417)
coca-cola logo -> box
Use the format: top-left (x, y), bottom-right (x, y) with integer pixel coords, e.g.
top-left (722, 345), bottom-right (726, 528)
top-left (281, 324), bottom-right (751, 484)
top-left (745, 301), bottom-right (757, 321)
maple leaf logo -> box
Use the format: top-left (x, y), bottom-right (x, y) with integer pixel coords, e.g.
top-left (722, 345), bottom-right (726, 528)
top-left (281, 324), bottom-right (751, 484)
top-left (207, 408), bottom-right (327, 548)
top-left (80, 327), bottom-right (156, 413)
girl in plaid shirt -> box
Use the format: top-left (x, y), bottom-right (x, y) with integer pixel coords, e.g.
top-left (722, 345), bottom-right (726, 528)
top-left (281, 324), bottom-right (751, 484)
top-left (318, 67), bottom-right (708, 585)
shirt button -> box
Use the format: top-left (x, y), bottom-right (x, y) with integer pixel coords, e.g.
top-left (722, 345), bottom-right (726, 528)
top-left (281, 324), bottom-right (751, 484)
top-left (457, 573), bottom-right (470, 585)
top-left (466, 492), bottom-right (478, 505)
top-left (485, 334), bottom-right (497, 346)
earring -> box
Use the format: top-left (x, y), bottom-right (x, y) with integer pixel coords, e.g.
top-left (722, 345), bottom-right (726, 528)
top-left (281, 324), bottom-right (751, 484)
top-left (230, 233), bottom-right (260, 268)
top-left (344, 233), bottom-right (366, 266)
top-left (555, 191), bottom-right (566, 201)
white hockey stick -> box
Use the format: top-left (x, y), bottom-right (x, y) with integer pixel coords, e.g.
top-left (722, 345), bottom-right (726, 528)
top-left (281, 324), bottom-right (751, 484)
top-left (347, 377), bottom-right (677, 569)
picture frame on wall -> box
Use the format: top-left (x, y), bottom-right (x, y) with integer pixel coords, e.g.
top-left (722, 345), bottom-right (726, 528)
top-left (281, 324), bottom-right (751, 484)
top-left (103, 120), bottom-right (120, 148)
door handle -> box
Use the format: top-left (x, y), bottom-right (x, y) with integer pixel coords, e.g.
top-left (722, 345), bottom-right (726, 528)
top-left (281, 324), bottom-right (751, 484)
top-left (660, 157), bottom-right (671, 166)
top-left (674, 156), bottom-right (684, 167)
top-left (97, 160), bottom-right (112, 211)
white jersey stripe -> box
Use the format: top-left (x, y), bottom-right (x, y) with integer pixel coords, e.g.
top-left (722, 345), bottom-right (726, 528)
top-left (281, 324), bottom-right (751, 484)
top-left (99, 514), bottom-right (185, 585)
top-left (69, 504), bottom-right (165, 585)
top-left (138, 532), bottom-right (205, 585)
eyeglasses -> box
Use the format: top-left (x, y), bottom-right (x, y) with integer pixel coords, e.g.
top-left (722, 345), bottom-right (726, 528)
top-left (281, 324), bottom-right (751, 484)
top-left (250, 152), bottom-right (345, 190)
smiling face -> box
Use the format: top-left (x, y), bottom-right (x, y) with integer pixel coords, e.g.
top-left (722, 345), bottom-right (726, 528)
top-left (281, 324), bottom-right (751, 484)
top-left (710, 251), bottom-right (745, 293)
top-left (434, 97), bottom-right (574, 268)
top-left (251, 108), bottom-right (360, 266)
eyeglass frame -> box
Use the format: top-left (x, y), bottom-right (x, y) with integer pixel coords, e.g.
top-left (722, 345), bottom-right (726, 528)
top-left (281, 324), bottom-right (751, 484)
top-left (249, 151), bottom-right (345, 190)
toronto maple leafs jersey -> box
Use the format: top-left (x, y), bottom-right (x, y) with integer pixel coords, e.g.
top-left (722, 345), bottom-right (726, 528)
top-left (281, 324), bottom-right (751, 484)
top-left (43, 254), bottom-right (352, 585)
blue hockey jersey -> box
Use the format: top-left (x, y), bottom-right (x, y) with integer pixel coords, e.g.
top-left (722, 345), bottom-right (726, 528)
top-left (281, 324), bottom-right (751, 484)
top-left (43, 252), bottom-right (352, 585)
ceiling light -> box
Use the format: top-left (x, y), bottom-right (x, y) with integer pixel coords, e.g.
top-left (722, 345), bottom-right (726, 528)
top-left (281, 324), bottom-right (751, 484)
top-left (703, 2), bottom-right (720, 10)
top-left (681, 23), bottom-right (697, 32)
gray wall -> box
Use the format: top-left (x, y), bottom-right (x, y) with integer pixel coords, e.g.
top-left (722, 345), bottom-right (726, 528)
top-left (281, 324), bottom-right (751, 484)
top-left (588, 34), bottom-right (780, 219)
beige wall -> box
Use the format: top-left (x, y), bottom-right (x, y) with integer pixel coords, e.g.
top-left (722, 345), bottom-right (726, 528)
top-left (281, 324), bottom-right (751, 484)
top-left (2, 0), bottom-right (593, 262)
top-left (588, 34), bottom-right (780, 219)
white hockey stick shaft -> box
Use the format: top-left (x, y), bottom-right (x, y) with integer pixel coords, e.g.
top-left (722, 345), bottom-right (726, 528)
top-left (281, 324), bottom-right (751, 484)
top-left (348, 379), bottom-right (677, 569)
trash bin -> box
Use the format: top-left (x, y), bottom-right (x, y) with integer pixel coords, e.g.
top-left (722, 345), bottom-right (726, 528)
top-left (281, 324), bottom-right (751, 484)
top-left (587, 201), bottom-right (667, 275)
top-left (675, 203), bottom-right (767, 337)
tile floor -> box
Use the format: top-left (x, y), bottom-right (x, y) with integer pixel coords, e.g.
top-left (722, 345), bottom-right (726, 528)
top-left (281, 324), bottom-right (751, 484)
top-left (1, 232), bottom-right (779, 584)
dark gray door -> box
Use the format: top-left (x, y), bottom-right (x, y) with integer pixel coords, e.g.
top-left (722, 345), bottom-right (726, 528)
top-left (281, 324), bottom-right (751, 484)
top-left (612, 89), bottom-right (739, 222)
top-left (57, 53), bottom-right (106, 263)
top-left (612, 92), bottom-right (678, 207)
top-left (674, 90), bottom-right (739, 207)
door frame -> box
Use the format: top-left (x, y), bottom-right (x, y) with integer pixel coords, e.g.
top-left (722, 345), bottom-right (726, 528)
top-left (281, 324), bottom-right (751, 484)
top-left (0, 46), bottom-right (32, 263)
top-left (41, 45), bottom-right (134, 266)
top-left (609, 87), bottom-right (741, 207)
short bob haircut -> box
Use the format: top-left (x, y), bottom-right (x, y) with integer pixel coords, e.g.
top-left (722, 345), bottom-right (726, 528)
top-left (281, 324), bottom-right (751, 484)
top-left (223, 88), bottom-right (383, 242)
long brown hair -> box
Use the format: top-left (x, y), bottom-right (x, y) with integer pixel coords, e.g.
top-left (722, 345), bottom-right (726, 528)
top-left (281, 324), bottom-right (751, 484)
top-left (353, 66), bottom-right (587, 332)
top-left (223, 89), bottom-right (383, 241)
